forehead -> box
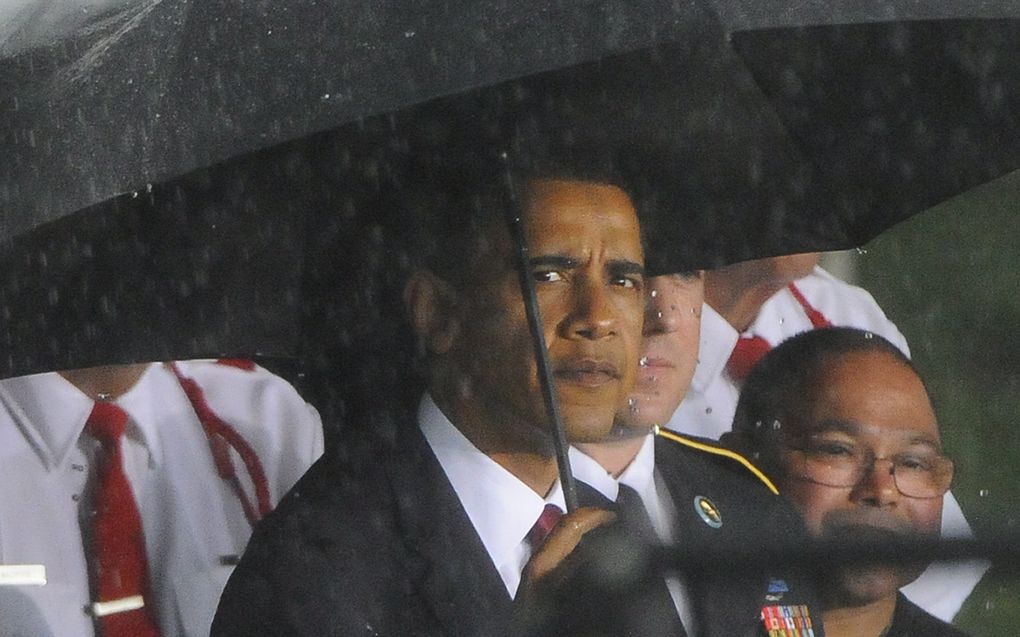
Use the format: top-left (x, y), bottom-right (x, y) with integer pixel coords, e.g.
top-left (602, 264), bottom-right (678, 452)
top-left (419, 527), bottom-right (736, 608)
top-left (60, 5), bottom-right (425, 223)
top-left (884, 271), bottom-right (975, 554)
top-left (798, 350), bottom-right (940, 444)
top-left (648, 272), bottom-right (704, 300)
top-left (521, 179), bottom-right (643, 254)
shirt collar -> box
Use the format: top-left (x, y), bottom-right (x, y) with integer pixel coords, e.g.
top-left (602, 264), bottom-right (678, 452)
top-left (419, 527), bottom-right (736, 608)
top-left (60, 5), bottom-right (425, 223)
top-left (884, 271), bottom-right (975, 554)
top-left (689, 302), bottom-right (739, 393)
top-left (616, 432), bottom-right (657, 496)
top-left (0, 366), bottom-right (164, 470)
top-left (418, 394), bottom-right (564, 574)
top-left (115, 364), bottom-right (164, 465)
top-left (568, 432), bottom-right (657, 503)
top-left (568, 445), bottom-right (619, 501)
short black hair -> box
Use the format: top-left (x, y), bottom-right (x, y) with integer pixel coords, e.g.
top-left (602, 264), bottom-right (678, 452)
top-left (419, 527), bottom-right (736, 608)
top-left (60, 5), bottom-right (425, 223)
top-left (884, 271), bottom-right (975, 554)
top-left (732, 327), bottom-right (918, 451)
top-left (370, 72), bottom-right (665, 286)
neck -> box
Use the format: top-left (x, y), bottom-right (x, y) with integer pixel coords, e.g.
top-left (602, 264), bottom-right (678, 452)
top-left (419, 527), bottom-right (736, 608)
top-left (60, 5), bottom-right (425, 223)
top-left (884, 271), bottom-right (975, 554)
top-left (59, 364), bottom-right (149, 401)
top-left (488, 451), bottom-right (560, 496)
top-left (704, 263), bottom-right (794, 333)
top-left (431, 382), bottom-right (559, 497)
top-left (704, 279), bottom-right (783, 333)
top-left (822, 594), bottom-right (898, 637)
top-left (575, 433), bottom-right (646, 477)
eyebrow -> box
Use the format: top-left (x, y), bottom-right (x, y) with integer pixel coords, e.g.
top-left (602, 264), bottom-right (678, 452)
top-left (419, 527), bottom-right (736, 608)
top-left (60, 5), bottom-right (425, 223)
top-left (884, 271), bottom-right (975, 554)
top-left (529, 255), bottom-right (579, 269)
top-left (527, 255), bottom-right (645, 276)
top-left (807, 419), bottom-right (943, 450)
top-left (607, 259), bottom-right (645, 278)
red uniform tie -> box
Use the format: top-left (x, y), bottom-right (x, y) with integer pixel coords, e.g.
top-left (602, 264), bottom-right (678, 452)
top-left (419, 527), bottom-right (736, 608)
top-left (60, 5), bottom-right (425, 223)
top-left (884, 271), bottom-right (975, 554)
top-left (725, 335), bottom-right (773, 382)
top-left (725, 283), bottom-right (833, 382)
top-left (526, 504), bottom-right (564, 550)
top-left (85, 401), bottom-right (162, 637)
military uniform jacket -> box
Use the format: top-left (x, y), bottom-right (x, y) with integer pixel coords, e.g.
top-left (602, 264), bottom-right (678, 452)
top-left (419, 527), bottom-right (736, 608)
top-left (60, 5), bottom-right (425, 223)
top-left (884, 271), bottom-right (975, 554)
top-left (652, 428), bottom-right (825, 637)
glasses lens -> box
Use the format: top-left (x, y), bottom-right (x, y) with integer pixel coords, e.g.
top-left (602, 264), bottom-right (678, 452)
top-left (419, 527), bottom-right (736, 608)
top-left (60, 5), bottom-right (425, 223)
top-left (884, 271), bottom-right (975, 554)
top-left (892, 455), bottom-right (955, 498)
top-left (787, 444), bottom-right (954, 498)
top-left (788, 443), bottom-right (862, 488)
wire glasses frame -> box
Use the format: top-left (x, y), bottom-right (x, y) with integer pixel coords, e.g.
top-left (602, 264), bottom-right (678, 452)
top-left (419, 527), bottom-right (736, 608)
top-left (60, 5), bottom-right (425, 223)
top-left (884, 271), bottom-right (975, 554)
top-left (783, 441), bottom-right (955, 499)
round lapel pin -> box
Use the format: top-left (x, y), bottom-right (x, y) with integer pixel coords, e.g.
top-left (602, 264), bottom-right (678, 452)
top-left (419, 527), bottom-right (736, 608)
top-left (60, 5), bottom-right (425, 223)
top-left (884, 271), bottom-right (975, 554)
top-left (693, 496), bottom-right (722, 528)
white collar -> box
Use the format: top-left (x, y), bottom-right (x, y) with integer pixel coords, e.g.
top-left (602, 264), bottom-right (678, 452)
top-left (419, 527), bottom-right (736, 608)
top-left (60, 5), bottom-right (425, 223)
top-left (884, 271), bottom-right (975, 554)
top-left (0, 365), bottom-right (164, 470)
top-left (617, 432), bottom-right (657, 496)
top-left (418, 394), bottom-right (564, 578)
top-left (569, 432), bottom-right (657, 502)
top-left (568, 444), bottom-right (619, 501)
top-left (689, 302), bottom-right (739, 393)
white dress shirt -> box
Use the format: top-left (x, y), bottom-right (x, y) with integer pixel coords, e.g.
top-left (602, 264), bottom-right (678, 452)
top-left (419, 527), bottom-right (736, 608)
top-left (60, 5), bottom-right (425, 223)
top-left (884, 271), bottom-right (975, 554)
top-left (419, 395), bottom-right (565, 598)
top-left (667, 265), bottom-right (985, 622)
top-left (0, 361), bottom-right (323, 637)
top-left (569, 436), bottom-right (696, 633)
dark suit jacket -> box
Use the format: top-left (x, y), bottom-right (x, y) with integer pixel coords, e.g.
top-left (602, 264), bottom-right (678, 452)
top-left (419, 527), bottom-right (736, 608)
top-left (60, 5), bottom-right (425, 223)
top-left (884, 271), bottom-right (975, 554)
top-left (212, 424), bottom-right (823, 636)
top-left (212, 425), bottom-right (511, 636)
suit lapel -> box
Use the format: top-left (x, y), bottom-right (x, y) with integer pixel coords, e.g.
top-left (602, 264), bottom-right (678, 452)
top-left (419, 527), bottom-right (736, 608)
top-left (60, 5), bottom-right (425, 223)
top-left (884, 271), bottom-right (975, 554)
top-left (384, 427), bottom-right (513, 635)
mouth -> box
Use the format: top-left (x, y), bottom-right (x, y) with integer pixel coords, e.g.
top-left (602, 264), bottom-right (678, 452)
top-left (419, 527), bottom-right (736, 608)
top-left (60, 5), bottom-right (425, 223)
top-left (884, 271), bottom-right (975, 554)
top-left (553, 359), bottom-right (620, 387)
top-left (639, 356), bottom-right (674, 370)
top-left (821, 512), bottom-right (917, 542)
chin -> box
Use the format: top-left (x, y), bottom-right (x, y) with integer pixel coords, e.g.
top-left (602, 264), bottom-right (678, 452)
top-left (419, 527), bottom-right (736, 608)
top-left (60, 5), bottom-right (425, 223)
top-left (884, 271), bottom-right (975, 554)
top-left (826, 564), bottom-right (914, 609)
top-left (560, 406), bottom-right (618, 443)
top-left (623, 393), bottom-right (679, 430)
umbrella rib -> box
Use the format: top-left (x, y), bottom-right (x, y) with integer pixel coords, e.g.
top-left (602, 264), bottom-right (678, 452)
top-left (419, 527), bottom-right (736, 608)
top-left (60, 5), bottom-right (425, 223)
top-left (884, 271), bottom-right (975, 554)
top-left (502, 172), bottom-right (579, 512)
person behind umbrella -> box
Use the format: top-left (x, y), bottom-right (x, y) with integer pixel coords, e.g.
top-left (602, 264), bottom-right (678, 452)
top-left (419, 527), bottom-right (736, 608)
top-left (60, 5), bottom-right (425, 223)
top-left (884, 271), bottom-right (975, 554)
top-left (725, 327), bottom-right (969, 637)
top-left (211, 122), bottom-right (655, 632)
top-left (666, 252), bottom-right (985, 622)
top-left (561, 271), bottom-right (824, 636)
top-left (0, 359), bottom-right (324, 637)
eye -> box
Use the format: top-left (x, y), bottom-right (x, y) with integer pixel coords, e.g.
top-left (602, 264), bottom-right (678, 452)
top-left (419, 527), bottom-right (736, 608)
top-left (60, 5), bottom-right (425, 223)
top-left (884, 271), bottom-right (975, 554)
top-left (804, 439), bottom-right (856, 458)
top-left (533, 270), bottom-right (563, 283)
top-left (611, 275), bottom-right (643, 290)
top-left (894, 454), bottom-right (936, 473)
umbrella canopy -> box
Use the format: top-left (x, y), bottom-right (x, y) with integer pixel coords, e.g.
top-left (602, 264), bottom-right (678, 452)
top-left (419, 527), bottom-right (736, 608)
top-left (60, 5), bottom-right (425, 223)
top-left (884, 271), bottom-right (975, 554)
top-left (2, 1), bottom-right (1019, 431)
top-left (2, 0), bottom-right (717, 237)
top-left (728, 15), bottom-right (1020, 249)
top-left (6, 1), bottom-right (1019, 241)
top-left (0, 0), bottom-right (804, 377)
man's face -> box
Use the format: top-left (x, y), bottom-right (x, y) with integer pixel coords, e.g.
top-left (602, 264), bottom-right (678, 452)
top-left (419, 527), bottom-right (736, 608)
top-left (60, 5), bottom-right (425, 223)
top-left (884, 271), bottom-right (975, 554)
top-left (776, 350), bottom-right (944, 607)
top-left (617, 272), bottom-right (704, 431)
top-left (442, 178), bottom-right (645, 451)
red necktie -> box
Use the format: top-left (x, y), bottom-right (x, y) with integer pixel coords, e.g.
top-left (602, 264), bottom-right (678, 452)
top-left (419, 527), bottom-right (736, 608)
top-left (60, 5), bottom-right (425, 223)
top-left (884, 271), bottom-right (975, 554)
top-left (725, 283), bottom-right (833, 382)
top-left (526, 504), bottom-right (564, 550)
top-left (86, 401), bottom-right (162, 637)
top-left (725, 335), bottom-right (772, 382)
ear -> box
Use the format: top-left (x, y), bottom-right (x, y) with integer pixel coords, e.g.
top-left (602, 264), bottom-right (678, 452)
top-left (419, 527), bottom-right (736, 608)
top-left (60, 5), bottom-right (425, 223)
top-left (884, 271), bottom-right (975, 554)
top-left (403, 269), bottom-right (460, 355)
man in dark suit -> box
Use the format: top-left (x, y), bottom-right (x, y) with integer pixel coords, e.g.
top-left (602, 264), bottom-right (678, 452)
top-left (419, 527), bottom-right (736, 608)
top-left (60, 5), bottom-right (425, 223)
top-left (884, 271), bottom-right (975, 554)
top-left (212, 164), bottom-right (648, 635)
top-left (566, 272), bottom-right (825, 637)
top-left (726, 327), bottom-right (968, 637)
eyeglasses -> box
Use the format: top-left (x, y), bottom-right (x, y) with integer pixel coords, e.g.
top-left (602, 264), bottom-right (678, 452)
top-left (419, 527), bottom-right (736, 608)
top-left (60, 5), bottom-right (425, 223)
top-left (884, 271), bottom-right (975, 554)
top-left (783, 438), bottom-right (954, 499)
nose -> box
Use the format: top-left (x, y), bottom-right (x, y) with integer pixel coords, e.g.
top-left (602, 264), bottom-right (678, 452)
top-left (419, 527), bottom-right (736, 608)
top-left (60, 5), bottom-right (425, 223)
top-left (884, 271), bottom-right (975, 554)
top-left (563, 279), bottom-right (618, 340)
top-left (851, 458), bottom-right (900, 507)
top-left (643, 289), bottom-right (681, 336)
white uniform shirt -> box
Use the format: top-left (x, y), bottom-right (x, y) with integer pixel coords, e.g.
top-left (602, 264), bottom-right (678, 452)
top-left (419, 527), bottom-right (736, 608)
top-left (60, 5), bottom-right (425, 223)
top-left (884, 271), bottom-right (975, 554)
top-left (667, 265), bottom-right (985, 622)
top-left (419, 395), bottom-right (565, 598)
top-left (0, 361), bottom-right (324, 637)
top-left (669, 266), bottom-right (909, 441)
top-left (569, 436), bottom-right (696, 633)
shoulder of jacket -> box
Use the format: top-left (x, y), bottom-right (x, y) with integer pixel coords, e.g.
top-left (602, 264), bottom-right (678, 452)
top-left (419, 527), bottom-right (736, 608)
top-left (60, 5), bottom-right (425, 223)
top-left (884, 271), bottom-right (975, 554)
top-left (654, 426), bottom-right (779, 495)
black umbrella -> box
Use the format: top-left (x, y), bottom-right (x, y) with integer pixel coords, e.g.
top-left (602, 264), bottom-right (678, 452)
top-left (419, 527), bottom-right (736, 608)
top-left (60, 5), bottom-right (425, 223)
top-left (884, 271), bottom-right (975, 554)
top-left (1, 0), bottom-right (815, 375)
top-left (7, 1), bottom-right (1018, 242)
top-left (3, 1), bottom-right (1020, 502)
top-left (1, 0), bottom-right (724, 236)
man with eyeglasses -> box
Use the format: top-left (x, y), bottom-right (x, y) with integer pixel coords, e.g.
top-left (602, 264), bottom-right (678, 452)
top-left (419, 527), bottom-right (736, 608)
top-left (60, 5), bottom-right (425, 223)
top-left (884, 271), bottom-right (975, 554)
top-left (725, 327), bottom-right (968, 637)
